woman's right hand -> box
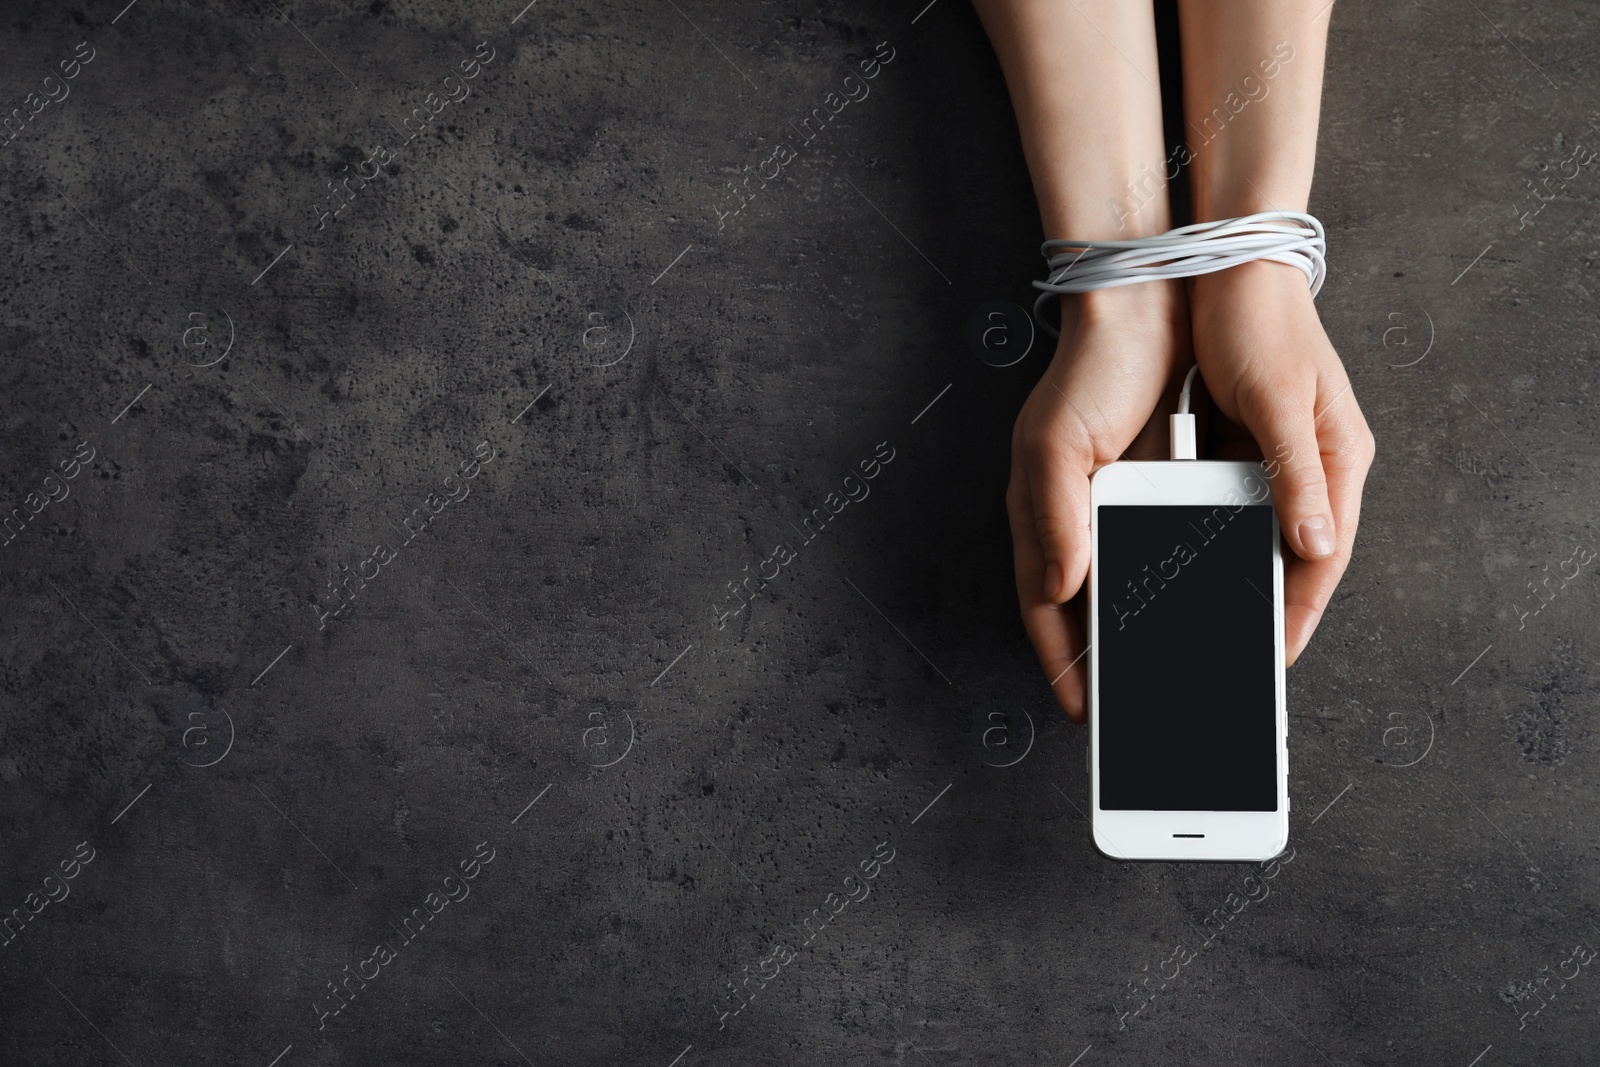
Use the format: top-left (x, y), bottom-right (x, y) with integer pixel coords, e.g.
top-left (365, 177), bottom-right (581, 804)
top-left (1006, 280), bottom-right (1191, 721)
top-left (1187, 259), bottom-right (1375, 668)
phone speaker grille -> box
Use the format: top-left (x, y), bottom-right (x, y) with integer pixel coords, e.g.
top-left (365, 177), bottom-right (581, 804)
top-left (1172, 833), bottom-right (1205, 838)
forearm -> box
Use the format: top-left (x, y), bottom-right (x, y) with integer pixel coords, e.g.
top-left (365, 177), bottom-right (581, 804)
top-left (973, 0), bottom-right (1173, 241)
top-left (1177, 1), bottom-right (1330, 219)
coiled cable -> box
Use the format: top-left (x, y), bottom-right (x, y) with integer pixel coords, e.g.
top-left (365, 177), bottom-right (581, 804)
top-left (1032, 210), bottom-right (1326, 337)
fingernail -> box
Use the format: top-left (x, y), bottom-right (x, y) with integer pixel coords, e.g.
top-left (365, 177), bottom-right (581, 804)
top-left (1298, 515), bottom-right (1335, 558)
top-left (1043, 561), bottom-right (1062, 600)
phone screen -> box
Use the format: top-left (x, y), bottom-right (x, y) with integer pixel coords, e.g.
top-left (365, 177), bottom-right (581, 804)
top-left (1096, 503), bottom-right (1278, 811)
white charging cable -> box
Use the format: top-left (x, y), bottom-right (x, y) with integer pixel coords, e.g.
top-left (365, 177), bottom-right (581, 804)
top-left (1171, 364), bottom-right (1199, 461)
top-left (1029, 210), bottom-right (1327, 461)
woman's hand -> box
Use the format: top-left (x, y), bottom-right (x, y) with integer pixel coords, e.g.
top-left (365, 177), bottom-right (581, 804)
top-left (1007, 281), bottom-right (1190, 721)
top-left (1188, 259), bottom-right (1375, 666)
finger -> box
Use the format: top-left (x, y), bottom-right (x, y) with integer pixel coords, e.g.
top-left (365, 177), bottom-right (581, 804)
top-left (1235, 368), bottom-right (1336, 563)
top-left (1019, 407), bottom-right (1095, 604)
top-left (1047, 597), bottom-right (1089, 722)
top-left (1007, 470), bottom-right (1089, 721)
top-left (1283, 389), bottom-right (1375, 664)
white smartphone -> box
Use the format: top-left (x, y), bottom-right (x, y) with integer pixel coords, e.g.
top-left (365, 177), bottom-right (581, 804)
top-left (1088, 460), bottom-right (1289, 862)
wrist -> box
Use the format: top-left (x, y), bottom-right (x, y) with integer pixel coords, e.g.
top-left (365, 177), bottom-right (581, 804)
top-left (1189, 259), bottom-right (1316, 330)
top-left (1192, 256), bottom-right (1312, 294)
top-left (1049, 282), bottom-right (1188, 373)
top-left (1072, 279), bottom-right (1186, 333)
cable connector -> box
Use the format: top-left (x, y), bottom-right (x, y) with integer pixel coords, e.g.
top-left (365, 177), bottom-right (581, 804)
top-left (1171, 365), bottom-right (1199, 461)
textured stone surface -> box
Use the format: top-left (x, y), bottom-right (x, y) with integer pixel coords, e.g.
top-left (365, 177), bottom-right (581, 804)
top-left (1, 1), bottom-right (1597, 1064)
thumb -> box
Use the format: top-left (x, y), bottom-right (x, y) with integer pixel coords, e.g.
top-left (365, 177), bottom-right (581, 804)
top-left (1023, 431), bottom-right (1094, 603)
top-left (1237, 380), bottom-right (1336, 561)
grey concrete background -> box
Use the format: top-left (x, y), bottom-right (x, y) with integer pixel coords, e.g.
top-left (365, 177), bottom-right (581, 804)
top-left (0, 0), bottom-right (1596, 1063)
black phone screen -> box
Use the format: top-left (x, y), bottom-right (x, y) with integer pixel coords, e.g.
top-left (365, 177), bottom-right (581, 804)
top-left (1096, 503), bottom-right (1279, 811)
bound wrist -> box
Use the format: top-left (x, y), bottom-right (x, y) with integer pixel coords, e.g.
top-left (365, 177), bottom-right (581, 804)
top-left (1072, 279), bottom-right (1186, 332)
top-left (1191, 257), bottom-right (1312, 298)
top-left (1189, 259), bottom-right (1316, 332)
